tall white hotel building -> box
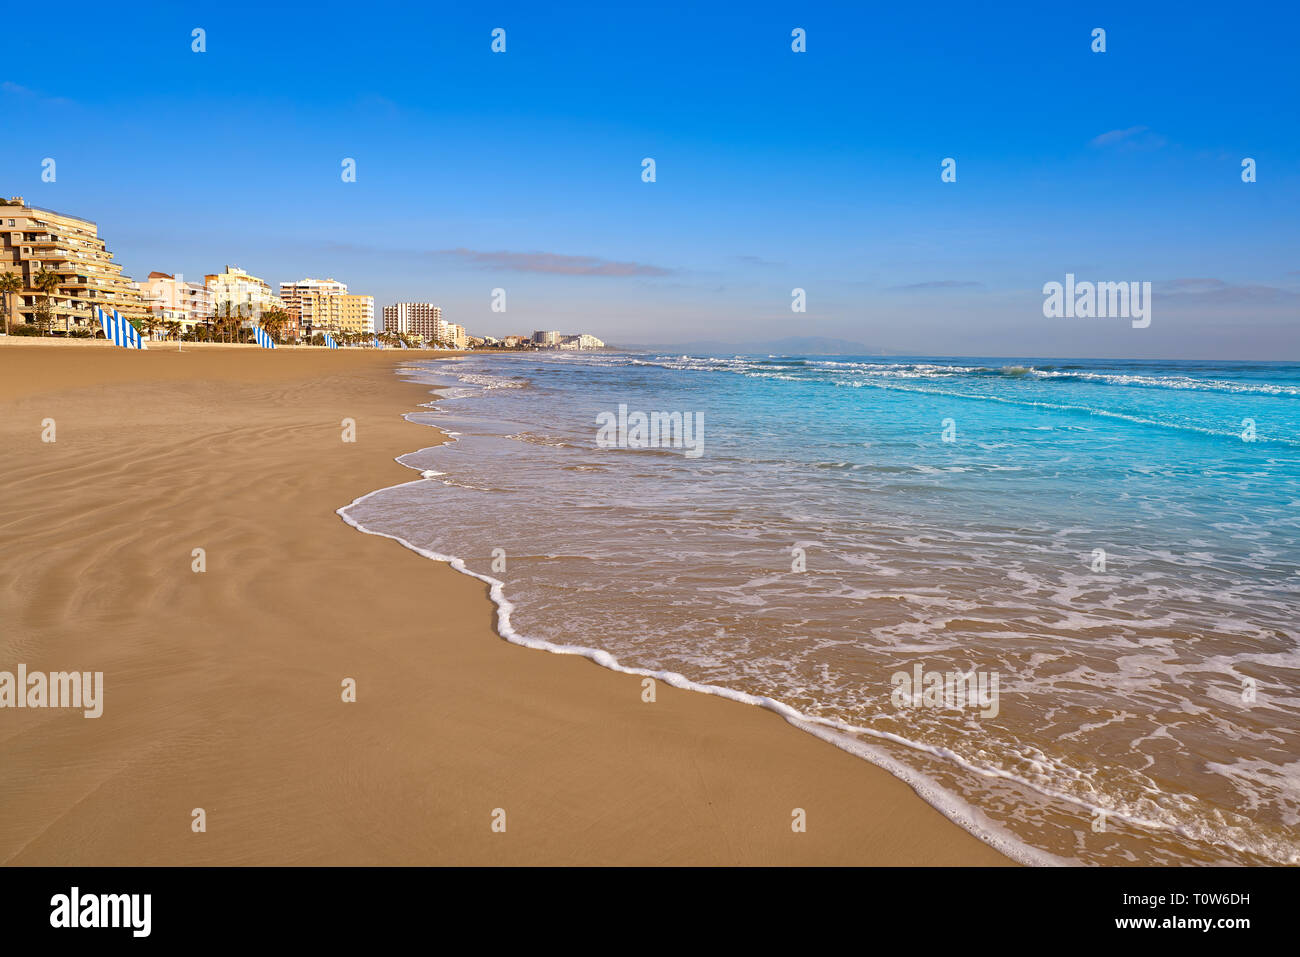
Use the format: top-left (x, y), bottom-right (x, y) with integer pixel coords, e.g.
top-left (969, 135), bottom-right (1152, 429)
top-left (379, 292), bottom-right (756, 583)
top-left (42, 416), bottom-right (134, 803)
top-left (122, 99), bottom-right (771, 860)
top-left (382, 302), bottom-right (445, 342)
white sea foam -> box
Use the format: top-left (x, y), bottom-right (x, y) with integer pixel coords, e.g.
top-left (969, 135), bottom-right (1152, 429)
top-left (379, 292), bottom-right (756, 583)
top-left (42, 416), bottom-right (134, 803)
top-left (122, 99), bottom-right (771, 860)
top-left (334, 372), bottom-right (1072, 865)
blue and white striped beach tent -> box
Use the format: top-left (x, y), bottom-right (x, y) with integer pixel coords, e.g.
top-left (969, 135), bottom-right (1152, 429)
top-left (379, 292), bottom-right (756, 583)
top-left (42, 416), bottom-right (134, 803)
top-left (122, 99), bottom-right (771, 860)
top-left (96, 307), bottom-right (146, 349)
top-left (95, 306), bottom-right (116, 340)
top-left (399, 338), bottom-right (408, 349)
top-left (323, 332), bottom-right (339, 349)
top-left (372, 336), bottom-right (381, 349)
top-left (112, 310), bottom-right (146, 349)
top-left (253, 326), bottom-right (277, 349)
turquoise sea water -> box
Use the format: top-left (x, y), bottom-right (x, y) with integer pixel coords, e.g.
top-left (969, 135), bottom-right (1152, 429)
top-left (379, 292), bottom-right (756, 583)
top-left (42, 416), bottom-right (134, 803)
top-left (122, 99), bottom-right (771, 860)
top-left (344, 354), bottom-right (1300, 865)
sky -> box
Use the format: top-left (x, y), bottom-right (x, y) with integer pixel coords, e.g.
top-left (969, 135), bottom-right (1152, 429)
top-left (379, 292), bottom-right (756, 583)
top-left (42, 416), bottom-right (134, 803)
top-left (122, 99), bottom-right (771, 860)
top-left (2, 1), bottom-right (1297, 358)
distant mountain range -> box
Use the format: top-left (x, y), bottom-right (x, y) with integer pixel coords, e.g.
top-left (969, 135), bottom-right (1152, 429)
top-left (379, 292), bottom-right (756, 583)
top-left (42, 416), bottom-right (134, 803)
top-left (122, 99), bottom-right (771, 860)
top-left (610, 336), bottom-right (890, 356)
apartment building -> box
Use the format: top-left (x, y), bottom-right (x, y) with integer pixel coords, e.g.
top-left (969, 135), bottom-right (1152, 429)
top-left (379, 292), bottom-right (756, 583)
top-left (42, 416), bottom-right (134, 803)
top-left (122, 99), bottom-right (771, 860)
top-left (532, 330), bottom-right (560, 347)
top-left (137, 272), bottom-right (214, 335)
top-left (0, 196), bottom-right (148, 333)
top-left (340, 293), bottom-right (375, 335)
top-left (382, 302), bottom-right (442, 342)
top-left (280, 277), bottom-right (344, 341)
top-left (206, 266), bottom-right (283, 319)
top-left (556, 334), bottom-right (605, 350)
top-left (281, 278), bottom-right (374, 338)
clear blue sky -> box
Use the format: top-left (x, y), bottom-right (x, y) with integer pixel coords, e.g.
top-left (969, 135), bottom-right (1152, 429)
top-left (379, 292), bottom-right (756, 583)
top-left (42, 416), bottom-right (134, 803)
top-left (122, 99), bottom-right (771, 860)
top-left (3, 1), bottom-right (1297, 357)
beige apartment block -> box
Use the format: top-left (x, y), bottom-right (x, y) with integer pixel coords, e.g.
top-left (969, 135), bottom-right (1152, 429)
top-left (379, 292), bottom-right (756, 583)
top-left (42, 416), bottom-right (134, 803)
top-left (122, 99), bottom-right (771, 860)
top-left (206, 265), bottom-right (283, 319)
top-left (280, 278), bottom-right (373, 338)
top-left (280, 277), bottom-right (344, 341)
top-left (340, 293), bottom-right (374, 335)
top-left (138, 271), bottom-right (214, 335)
top-left (420, 315), bottom-right (465, 348)
top-left (0, 196), bottom-right (148, 333)
top-left (382, 302), bottom-right (442, 342)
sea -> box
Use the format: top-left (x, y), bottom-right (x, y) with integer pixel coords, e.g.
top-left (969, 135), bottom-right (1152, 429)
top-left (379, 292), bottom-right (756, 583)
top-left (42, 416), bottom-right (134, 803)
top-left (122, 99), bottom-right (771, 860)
top-left (340, 352), bottom-right (1300, 866)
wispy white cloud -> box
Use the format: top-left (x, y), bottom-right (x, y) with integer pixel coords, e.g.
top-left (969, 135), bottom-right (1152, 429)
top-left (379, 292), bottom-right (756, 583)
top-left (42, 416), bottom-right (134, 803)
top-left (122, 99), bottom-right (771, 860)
top-left (735, 254), bottom-right (785, 269)
top-left (1156, 278), bottom-right (1299, 303)
top-left (1, 81), bottom-right (75, 107)
top-left (887, 279), bottom-right (984, 291)
top-left (1088, 125), bottom-right (1167, 150)
top-left (435, 248), bottom-right (673, 277)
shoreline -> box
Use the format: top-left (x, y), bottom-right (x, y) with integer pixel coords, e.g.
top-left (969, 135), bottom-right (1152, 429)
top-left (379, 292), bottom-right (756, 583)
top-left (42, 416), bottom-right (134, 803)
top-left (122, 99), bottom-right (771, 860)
top-left (350, 360), bottom-right (1047, 864)
top-left (0, 341), bottom-right (1012, 865)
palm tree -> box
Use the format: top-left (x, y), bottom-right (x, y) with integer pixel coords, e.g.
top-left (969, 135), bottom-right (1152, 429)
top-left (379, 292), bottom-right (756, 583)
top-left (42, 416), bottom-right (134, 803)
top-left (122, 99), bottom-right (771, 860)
top-left (32, 298), bottom-right (54, 335)
top-left (118, 314), bottom-right (144, 341)
top-left (33, 269), bottom-right (61, 336)
top-left (215, 301), bottom-right (238, 343)
top-left (0, 272), bottom-right (21, 335)
top-left (260, 307), bottom-right (290, 343)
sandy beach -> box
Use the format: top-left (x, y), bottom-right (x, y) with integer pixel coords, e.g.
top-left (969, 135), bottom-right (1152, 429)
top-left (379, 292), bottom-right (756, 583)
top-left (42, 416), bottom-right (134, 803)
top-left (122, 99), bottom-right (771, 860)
top-left (0, 339), bottom-right (1009, 865)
